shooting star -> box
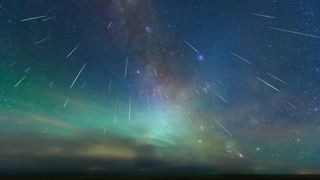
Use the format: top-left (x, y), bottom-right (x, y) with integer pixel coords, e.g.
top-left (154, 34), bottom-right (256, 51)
top-left (128, 97), bottom-right (131, 121)
top-left (212, 90), bottom-right (229, 104)
top-left (252, 13), bottom-right (275, 19)
top-left (63, 98), bottom-right (69, 108)
top-left (81, 81), bottom-right (86, 89)
top-left (107, 22), bottom-right (112, 30)
top-left (285, 101), bottom-right (297, 109)
top-left (42, 16), bottom-right (56, 22)
top-left (34, 37), bottom-right (49, 45)
top-left (108, 79), bottom-right (112, 91)
top-left (237, 152), bottom-right (244, 158)
top-left (184, 40), bottom-right (200, 54)
top-left (154, 68), bottom-right (158, 77)
top-left (147, 94), bottom-right (150, 111)
top-left (114, 112), bottom-right (117, 123)
top-left (14, 75), bottom-right (26, 87)
top-left (267, 73), bottom-right (288, 85)
top-left (158, 88), bottom-right (164, 103)
top-left (20, 15), bottom-right (46, 22)
top-left (230, 51), bottom-right (253, 64)
top-left (66, 43), bottom-right (80, 59)
top-left (249, 114), bottom-right (259, 123)
top-left (69, 62), bottom-right (87, 89)
top-left (257, 77), bottom-right (280, 92)
top-left (49, 81), bottom-right (54, 88)
top-left (24, 67), bottom-right (31, 73)
top-left (124, 56), bottom-right (128, 78)
top-left (195, 89), bottom-right (201, 96)
top-left (215, 80), bottom-right (224, 86)
top-left (211, 117), bottom-right (232, 137)
top-left (270, 26), bottom-right (320, 39)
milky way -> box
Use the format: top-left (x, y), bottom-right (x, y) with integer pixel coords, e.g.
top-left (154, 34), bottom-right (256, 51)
top-left (1, 0), bottom-right (320, 174)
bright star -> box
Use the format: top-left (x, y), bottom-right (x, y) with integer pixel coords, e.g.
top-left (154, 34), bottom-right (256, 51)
top-left (197, 54), bottom-right (204, 61)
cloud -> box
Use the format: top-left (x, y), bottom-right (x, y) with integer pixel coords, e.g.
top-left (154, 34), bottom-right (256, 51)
top-left (0, 131), bottom-right (252, 175)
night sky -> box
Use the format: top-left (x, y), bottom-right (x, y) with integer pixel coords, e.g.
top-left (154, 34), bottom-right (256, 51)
top-left (1, 0), bottom-right (320, 175)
